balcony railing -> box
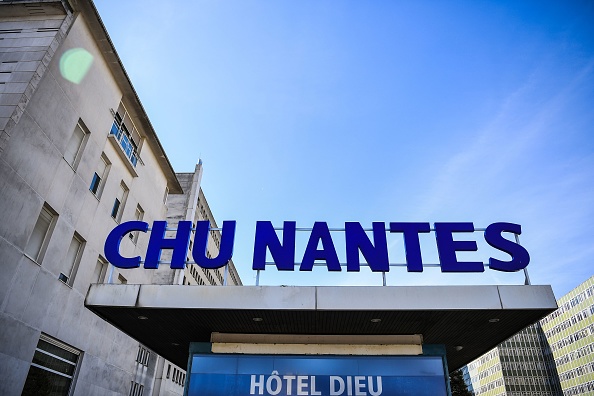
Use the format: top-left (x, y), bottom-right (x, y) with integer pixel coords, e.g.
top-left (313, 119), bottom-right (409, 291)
top-left (110, 122), bottom-right (139, 167)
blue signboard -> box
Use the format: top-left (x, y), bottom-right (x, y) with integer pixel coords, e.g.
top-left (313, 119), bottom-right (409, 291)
top-left (188, 354), bottom-right (447, 396)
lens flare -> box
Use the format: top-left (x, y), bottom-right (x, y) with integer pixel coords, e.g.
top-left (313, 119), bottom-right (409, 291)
top-left (59, 48), bottom-right (93, 84)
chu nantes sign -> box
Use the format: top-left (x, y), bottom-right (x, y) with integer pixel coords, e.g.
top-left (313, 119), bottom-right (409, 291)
top-left (104, 221), bottom-right (529, 273)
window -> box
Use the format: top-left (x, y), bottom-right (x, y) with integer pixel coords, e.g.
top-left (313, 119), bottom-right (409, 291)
top-left (111, 182), bottom-right (128, 221)
top-left (163, 186), bottom-right (169, 204)
top-left (89, 154), bottom-right (110, 197)
top-left (129, 205), bottom-right (144, 243)
top-left (166, 364), bottom-right (171, 379)
top-left (117, 274), bottom-right (127, 284)
top-left (129, 381), bottom-right (144, 396)
top-left (25, 205), bottom-right (55, 263)
top-left (58, 233), bottom-right (84, 285)
top-left (63, 122), bottom-right (87, 167)
top-left (136, 346), bottom-right (150, 366)
top-left (21, 334), bottom-right (81, 396)
top-left (92, 257), bottom-right (108, 283)
top-left (110, 103), bottom-right (141, 167)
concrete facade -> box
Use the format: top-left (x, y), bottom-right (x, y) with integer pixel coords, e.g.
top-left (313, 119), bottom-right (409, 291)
top-left (154, 163), bottom-right (242, 289)
top-left (0, 1), bottom-right (239, 395)
top-left (540, 276), bottom-right (594, 395)
top-left (465, 276), bottom-right (594, 396)
top-left (151, 163), bottom-right (243, 396)
top-left (465, 323), bottom-right (562, 396)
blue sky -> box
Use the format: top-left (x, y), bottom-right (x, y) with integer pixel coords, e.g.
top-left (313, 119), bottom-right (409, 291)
top-left (93, 0), bottom-right (593, 297)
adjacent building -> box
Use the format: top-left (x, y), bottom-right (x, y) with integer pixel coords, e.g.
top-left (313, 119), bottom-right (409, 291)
top-left (540, 275), bottom-right (594, 395)
top-left (465, 276), bottom-right (594, 396)
top-left (0, 1), bottom-right (240, 395)
top-left (151, 163), bottom-right (243, 396)
top-left (465, 323), bottom-right (562, 396)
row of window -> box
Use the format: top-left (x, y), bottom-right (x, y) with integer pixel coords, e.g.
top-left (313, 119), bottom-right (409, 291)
top-left (541, 284), bottom-right (594, 325)
top-left (166, 364), bottom-right (185, 386)
top-left (66, 113), bottom-right (167, 233)
top-left (500, 361), bottom-right (548, 371)
top-left (550, 323), bottom-right (594, 352)
top-left (544, 304), bottom-right (594, 339)
top-left (563, 379), bottom-right (594, 396)
top-left (215, 266), bottom-right (224, 284)
top-left (471, 362), bottom-right (501, 382)
top-left (188, 264), bottom-right (206, 285)
top-left (554, 342), bottom-right (594, 368)
top-left (558, 360), bottom-right (594, 383)
top-left (468, 348), bottom-right (498, 370)
top-left (498, 346), bottom-right (547, 356)
top-left (505, 375), bottom-right (554, 386)
top-left (198, 201), bottom-right (222, 250)
top-left (473, 377), bottom-right (504, 394)
top-left (88, 151), bottom-right (130, 222)
top-left (66, 117), bottom-right (150, 228)
top-left (25, 204), bottom-right (85, 287)
top-left (136, 346), bottom-right (150, 366)
top-left (25, 119), bottom-right (157, 285)
top-left (129, 381), bottom-right (144, 396)
top-left (26, 199), bottom-right (134, 287)
top-left (204, 268), bottom-right (217, 285)
top-left (229, 265), bottom-right (240, 285)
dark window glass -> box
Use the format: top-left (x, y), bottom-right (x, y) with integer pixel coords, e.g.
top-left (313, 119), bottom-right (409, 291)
top-left (21, 337), bottom-right (79, 396)
top-left (111, 199), bottom-right (121, 218)
top-left (89, 173), bottom-right (101, 194)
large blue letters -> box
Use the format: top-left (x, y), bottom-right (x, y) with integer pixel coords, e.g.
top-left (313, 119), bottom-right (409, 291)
top-left (484, 222), bottom-right (530, 272)
top-left (104, 221), bottom-right (148, 268)
top-left (301, 222), bottom-right (341, 271)
top-left (192, 220), bottom-right (236, 269)
top-left (435, 222), bottom-right (484, 272)
top-left (104, 220), bottom-right (530, 274)
top-left (252, 221), bottom-right (296, 271)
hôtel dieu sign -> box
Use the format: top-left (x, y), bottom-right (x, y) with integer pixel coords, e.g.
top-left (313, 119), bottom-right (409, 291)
top-left (104, 221), bottom-right (529, 273)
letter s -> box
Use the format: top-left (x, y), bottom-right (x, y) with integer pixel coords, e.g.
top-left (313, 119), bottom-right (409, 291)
top-left (485, 222), bottom-right (530, 272)
top-left (104, 221), bottom-right (148, 268)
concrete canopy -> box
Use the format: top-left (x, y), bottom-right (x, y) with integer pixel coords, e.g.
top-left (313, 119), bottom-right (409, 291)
top-left (84, 284), bottom-right (556, 372)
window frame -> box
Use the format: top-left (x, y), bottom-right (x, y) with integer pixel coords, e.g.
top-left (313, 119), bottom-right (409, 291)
top-left (58, 233), bottom-right (85, 286)
top-left (93, 256), bottom-right (108, 284)
top-left (89, 153), bottom-right (110, 198)
top-left (21, 333), bottom-right (82, 396)
top-left (129, 204), bottom-right (144, 243)
top-left (24, 204), bottom-right (57, 264)
top-left (111, 181), bottom-right (129, 222)
top-left (63, 121), bottom-right (89, 169)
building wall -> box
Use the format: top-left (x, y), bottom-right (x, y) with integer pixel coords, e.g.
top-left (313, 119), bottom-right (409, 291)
top-left (465, 323), bottom-right (562, 396)
top-left (540, 276), bottom-right (594, 395)
top-left (0, 2), bottom-right (178, 395)
top-left (151, 163), bottom-right (244, 395)
top-left (466, 277), bottom-right (594, 396)
top-left (0, 1), bottom-right (73, 155)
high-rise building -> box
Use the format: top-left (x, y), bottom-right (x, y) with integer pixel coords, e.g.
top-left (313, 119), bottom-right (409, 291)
top-left (465, 276), bottom-right (594, 396)
top-left (151, 163), bottom-right (243, 396)
top-left (540, 276), bottom-right (594, 395)
top-left (0, 1), bottom-right (241, 395)
top-left (465, 323), bottom-right (562, 396)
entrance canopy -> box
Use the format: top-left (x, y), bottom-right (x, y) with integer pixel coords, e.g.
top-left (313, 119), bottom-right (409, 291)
top-left (84, 284), bottom-right (556, 372)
